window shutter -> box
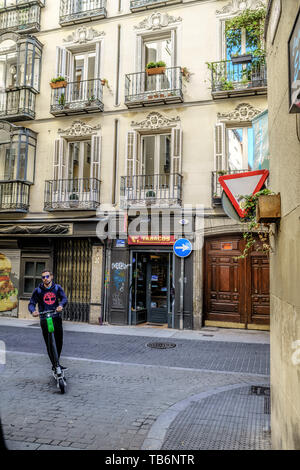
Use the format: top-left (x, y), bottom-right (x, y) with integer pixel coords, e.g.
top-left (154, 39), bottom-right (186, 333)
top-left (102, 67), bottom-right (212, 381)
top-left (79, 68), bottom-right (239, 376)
top-left (95, 42), bottom-right (101, 79)
top-left (53, 137), bottom-right (66, 180)
top-left (126, 131), bottom-right (137, 178)
top-left (56, 47), bottom-right (72, 81)
top-left (64, 49), bottom-right (72, 83)
top-left (214, 123), bottom-right (226, 171)
top-left (136, 35), bottom-right (142, 71)
top-left (91, 135), bottom-right (101, 180)
top-left (171, 128), bottom-right (182, 174)
top-left (59, 138), bottom-right (66, 180)
top-left (56, 47), bottom-right (65, 77)
top-left (53, 138), bottom-right (60, 180)
top-left (171, 29), bottom-right (176, 67)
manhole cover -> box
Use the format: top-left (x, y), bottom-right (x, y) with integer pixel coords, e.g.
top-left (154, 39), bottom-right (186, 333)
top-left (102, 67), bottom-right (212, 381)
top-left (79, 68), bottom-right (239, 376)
top-left (147, 342), bottom-right (177, 349)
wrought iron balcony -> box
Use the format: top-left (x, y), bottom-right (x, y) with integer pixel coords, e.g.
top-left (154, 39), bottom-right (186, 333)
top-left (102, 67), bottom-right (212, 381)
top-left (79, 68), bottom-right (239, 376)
top-left (208, 57), bottom-right (267, 99)
top-left (120, 174), bottom-right (182, 208)
top-left (59, 0), bottom-right (107, 26)
top-left (50, 79), bottom-right (104, 116)
top-left (44, 178), bottom-right (101, 211)
top-left (0, 89), bottom-right (36, 121)
top-left (130, 0), bottom-right (182, 11)
top-left (0, 180), bottom-right (31, 212)
top-left (212, 169), bottom-right (249, 206)
top-left (0, 1), bottom-right (44, 34)
top-left (125, 67), bottom-right (183, 108)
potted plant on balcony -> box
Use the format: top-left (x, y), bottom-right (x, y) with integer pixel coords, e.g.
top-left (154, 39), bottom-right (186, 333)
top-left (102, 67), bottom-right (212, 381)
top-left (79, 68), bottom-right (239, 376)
top-left (145, 190), bottom-right (156, 205)
top-left (146, 61), bottom-right (166, 76)
top-left (58, 93), bottom-right (65, 107)
top-left (69, 192), bottom-right (79, 208)
top-left (50, 76), bottom-right (67, 89)
top-left (221, 78), bottom-right (234, 91)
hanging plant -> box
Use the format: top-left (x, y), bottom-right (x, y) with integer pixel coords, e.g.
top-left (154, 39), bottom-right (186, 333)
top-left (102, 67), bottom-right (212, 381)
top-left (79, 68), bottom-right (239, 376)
top-left (237, 188), bottom-right (274, 259)
top-left (225, 5), bottom-right (267, 58)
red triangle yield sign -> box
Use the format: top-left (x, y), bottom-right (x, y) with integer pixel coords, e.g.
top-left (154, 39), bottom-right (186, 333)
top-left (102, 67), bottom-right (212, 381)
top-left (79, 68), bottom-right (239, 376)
top-left (218, 170), bottom-right (269, 218)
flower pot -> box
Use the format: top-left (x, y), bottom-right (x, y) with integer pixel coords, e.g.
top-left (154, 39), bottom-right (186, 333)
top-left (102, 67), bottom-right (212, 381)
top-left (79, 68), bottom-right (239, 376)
top-left (146, 67), bottom-right (166, 76)
top-left (231, 54), bottom-right (253, 65)
top-left (50, 81), bottom-right (67, 89)
top-left (256, 194), bottom-right (281, 223)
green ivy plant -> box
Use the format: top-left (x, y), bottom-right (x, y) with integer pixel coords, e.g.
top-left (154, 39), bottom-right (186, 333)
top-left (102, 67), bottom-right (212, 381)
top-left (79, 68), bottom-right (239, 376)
top-left (237, 188), bottom-right (274, 259)
top-left (225, 5), bottom-right (267, 58)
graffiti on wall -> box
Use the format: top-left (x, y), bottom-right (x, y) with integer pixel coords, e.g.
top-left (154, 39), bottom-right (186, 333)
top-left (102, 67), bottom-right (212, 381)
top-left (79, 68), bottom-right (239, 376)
top-left (0, 250), bottom-right (20, 316)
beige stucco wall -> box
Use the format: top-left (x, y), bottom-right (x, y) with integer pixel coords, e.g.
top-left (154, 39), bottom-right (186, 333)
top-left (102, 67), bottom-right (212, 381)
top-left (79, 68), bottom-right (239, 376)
top-left (0, 0), bottom-right (268, 326)
top-left (266, 0), bottom-right (300, 450)
top-left (8, 0), bottom-right (267, 215)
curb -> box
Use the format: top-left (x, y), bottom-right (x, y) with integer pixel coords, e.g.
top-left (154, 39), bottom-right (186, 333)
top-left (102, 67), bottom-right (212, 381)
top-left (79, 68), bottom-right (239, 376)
top-left (141, 383), bottom-right (260, 450)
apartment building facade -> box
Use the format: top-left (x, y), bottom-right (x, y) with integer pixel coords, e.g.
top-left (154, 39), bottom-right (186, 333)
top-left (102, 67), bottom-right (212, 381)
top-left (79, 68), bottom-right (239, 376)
top-left (0, 0), bottom-right (269, 330)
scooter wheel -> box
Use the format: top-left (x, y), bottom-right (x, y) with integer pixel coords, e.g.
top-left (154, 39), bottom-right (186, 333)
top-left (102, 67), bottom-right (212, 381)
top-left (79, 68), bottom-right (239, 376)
top-left (58, 378), bottom-right (66, 394)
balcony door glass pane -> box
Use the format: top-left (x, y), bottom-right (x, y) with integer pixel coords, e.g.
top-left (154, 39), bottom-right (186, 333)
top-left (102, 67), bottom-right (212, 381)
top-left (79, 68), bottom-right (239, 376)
top-left (4, 146), bottom-right (16, 180)
top-left (159, 135), bottom-right (171, 187)
top-left (18, 144), bottom-right (26, 180)
top-left (82, 141), bottom-right (91, 179)
top-left (227, 127), bottom-right (253, 171)
top-left (144, 37), bottom-right (172, 92)
top-left (68, 142), bottom-right (80, 179)
top-left (25, 44), bottom-right (34, 88)
top-left (143, 136), bottom-right (155, 177)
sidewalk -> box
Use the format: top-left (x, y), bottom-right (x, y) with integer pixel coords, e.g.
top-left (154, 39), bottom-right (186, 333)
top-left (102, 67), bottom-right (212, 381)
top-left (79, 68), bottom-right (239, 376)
top-left (0, 316), bottom-right (270, 344)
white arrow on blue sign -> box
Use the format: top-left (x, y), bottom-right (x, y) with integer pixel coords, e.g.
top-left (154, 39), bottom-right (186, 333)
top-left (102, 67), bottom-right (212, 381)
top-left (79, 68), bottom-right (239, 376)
top-left (173, 238), bottom-right (192, 258)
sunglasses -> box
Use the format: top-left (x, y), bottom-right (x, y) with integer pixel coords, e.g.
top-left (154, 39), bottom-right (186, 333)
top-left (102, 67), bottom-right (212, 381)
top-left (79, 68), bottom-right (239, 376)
top-left (42, 275), bottom-right (50, 279)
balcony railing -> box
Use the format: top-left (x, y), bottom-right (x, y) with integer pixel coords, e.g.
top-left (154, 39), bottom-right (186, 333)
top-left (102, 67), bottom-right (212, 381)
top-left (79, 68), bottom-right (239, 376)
top-left (0, 180), bottom-right (31, 212)
top-left (212, 169), bottom-right (249, 205)
top-left (208, 57), bottom-right (267, 99)
top-left (50, 79), bottom-right (104, 116)
top-left (0, 1), bottom-right (44, 34)
top-left (0, 89), bottom-right (36, 121)
top-left (121, 174), bottom-right (182, 207)
top-left (59, 0), bottom-right (107, 25)
top-left (44, 178), bottom-right (101, 211)
top-left (125, 67), bottom-right (183, 108)
top-left (130, 0), bottom-right (182, 11)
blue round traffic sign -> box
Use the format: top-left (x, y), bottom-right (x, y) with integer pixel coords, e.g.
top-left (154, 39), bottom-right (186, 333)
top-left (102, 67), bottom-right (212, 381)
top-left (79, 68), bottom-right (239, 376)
top-left (173, 238), bottom-right (192, 258)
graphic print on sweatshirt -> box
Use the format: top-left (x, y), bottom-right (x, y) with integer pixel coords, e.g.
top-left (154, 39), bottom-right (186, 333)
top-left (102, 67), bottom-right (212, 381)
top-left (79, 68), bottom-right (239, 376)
top-left (43, 291), bottom-right (56, 306)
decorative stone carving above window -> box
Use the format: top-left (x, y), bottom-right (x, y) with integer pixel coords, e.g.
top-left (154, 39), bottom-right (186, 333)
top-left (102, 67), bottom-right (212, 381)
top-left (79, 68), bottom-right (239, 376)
top-left (217, 103), bottom-right (262, 121)
top-left (134, 12), bottom-right (182, 31)
top-left (131, 112), bottom-right (180, 130)
top-left (58, 120), bottom-right (101, 137)
top-left (63, 26), bottom-right (105, 44)
top-left (216, 0), bottom-right (266, 16)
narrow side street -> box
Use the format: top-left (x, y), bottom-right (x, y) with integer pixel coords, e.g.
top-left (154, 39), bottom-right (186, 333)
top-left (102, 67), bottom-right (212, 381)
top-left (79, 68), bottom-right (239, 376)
top-left (0, 320), bottom-right (270, 450)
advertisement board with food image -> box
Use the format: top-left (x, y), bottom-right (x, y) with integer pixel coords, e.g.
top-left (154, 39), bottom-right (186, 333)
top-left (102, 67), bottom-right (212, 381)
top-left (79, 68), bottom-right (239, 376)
top-left (0, 250), bottom-right (20, 316)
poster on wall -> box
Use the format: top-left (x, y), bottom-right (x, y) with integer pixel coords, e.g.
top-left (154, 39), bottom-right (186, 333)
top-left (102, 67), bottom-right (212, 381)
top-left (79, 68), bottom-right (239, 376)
top-left (0, 250), bottom-right (20, 317)
top-left (252, 110), bottom-right (270, 170)
top-left (288, 6), bottom-right (300, 113)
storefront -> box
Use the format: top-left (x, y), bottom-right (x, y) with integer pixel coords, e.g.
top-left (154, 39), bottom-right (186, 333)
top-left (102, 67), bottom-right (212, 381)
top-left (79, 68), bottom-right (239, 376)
top-left (104, 234), bottom-right (194, 330)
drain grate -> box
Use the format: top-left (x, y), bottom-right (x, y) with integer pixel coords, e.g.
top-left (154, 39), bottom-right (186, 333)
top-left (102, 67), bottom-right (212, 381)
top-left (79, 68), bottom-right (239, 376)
top-left (147, 342), bottom-right (177, 349)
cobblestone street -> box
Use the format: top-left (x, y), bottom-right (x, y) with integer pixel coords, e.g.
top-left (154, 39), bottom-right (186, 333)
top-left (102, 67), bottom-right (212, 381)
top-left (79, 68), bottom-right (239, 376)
top-left (0, 319), bottom-right (271, 450)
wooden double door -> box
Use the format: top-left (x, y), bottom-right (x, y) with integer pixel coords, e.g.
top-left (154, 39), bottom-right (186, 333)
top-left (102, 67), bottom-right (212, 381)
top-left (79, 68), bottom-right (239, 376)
top-left (204, 235), bottom-right (270, 329)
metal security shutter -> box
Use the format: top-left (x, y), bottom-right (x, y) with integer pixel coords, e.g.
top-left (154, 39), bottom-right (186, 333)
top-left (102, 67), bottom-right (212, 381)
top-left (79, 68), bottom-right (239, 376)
top-left (54, 239), bottom-right (92, 322)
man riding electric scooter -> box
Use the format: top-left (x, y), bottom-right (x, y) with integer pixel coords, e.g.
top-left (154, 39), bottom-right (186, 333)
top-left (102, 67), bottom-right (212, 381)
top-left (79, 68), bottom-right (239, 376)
top-left (28, 270), bottom-right (68, 373)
